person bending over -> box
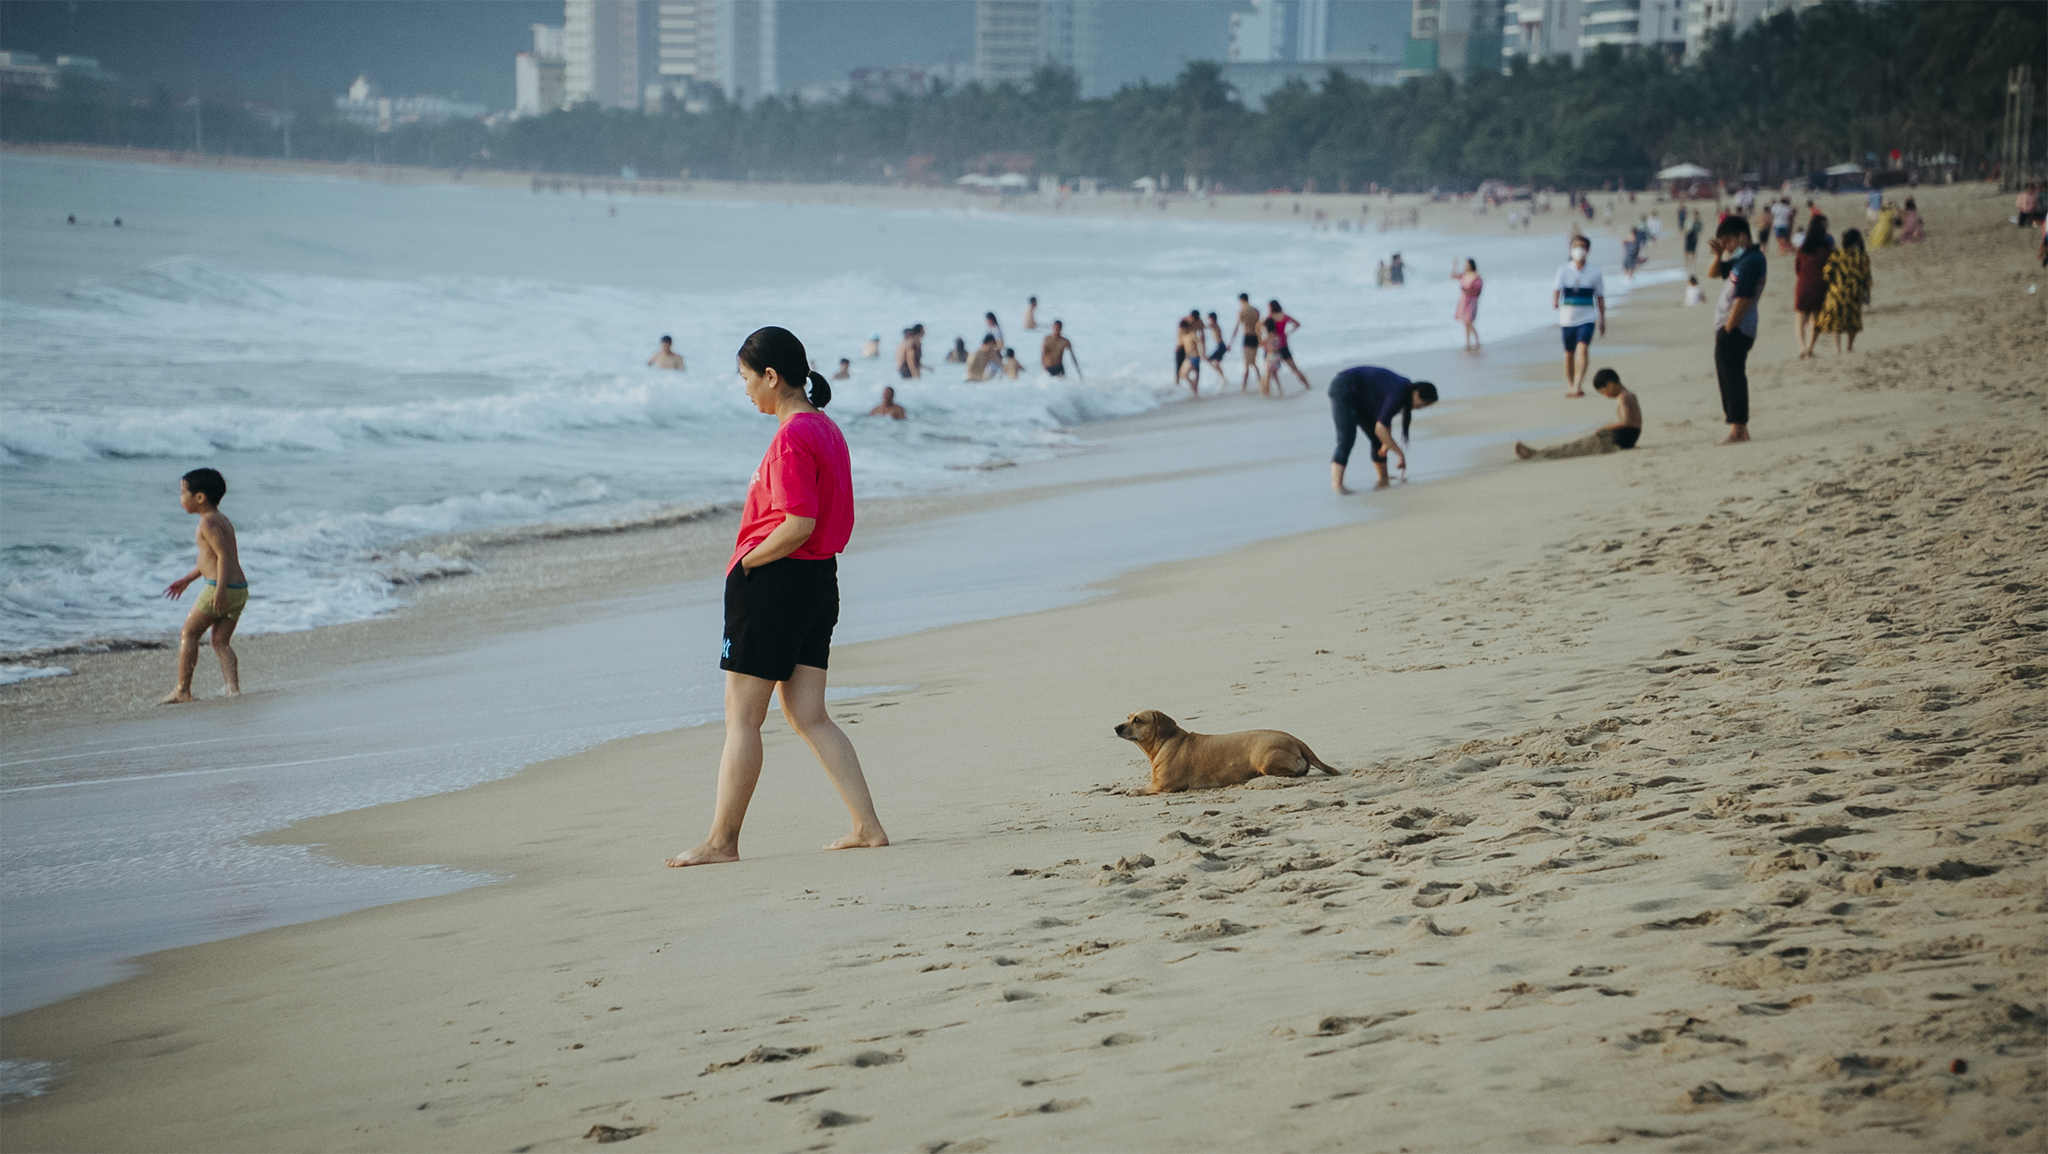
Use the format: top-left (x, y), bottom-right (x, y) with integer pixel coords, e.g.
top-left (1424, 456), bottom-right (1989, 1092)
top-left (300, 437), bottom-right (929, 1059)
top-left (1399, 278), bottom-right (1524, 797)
top-left (1515, 369), bottom-right (1640, 460)
top-left (1327, 366), bottom-right (1438, 493)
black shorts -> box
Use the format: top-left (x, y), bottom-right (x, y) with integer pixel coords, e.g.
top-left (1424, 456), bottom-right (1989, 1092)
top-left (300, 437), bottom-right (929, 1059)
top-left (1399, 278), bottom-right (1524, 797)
top-left (1044, 362), bottom-right (1065, 377)
top-left (1174, 347), bottom-right (1187, 370)
top-left (721, 557), bottom-right (838, 682)
top-left (1243, 334), bottom-right (1258, 349)
top-left (1274, 346), bottom-right (1295, 362)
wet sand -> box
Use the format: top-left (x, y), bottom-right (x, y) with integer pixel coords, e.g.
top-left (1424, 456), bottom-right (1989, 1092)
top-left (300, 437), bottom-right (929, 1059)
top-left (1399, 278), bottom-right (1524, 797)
top-left (3, 184), bottom-right (2043, 1150)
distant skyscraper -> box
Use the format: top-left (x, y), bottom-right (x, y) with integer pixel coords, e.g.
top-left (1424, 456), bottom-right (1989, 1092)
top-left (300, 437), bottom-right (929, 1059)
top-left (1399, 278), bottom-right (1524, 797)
top-left (1226, 1), bottom-right (1400, 108)
top-left (973, 1), bottom-right (1100, 93)
top-left (564, 0), bottom-right (640, 109)
top-left (1500, 0), bottom-right (1582, 66)
top-left (1578, 0), bottom-right (1685, 53)
top-left (1403, 0), bottom-right (1505, 79)
top-left (516, 23), bottom-right (568, 115)
top-left (651, 0), bottom-right (776, 107)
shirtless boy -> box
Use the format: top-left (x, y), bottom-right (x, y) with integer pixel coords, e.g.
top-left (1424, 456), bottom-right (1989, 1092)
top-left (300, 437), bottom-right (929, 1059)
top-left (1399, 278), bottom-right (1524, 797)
top-left (1233, 292), bottom-right (1261, 391)
top-left (1041, 320), bottom-right (1081, 378)
top-left (1514, 368), bottom-right (1642, 460)
top-left (647, 335), bottom-right (685, 370)
top-left (160, 467), bottom-right (246, 703)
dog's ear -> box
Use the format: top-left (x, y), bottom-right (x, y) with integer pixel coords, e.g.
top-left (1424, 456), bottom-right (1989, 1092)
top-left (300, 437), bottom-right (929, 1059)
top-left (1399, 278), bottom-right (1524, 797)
top-left (1142, 710), bottom-right (1178, 735)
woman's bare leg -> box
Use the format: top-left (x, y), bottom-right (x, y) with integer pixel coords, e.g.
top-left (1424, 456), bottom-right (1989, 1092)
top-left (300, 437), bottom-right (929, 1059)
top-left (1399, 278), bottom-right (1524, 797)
top-left (779, 665), bottom-right (888, 850)
top-left (666, 671), bottom-right (777, 866)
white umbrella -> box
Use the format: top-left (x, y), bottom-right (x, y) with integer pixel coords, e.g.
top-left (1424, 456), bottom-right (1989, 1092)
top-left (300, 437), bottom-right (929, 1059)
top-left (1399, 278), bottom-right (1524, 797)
top-left (1823, 163), bottom-right (1864, 176)
top-left (1655, 163), bottom-right (1712, 180)
top-left (996, 172), bottom-right (1031, 188)
top-left (955, 173), bottom-right (999, 187)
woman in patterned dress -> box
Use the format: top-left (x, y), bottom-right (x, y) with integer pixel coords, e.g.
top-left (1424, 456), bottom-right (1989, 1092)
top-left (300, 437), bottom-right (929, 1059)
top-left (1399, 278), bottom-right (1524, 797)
top-left (1817, 228), bottom-right (1871, 354)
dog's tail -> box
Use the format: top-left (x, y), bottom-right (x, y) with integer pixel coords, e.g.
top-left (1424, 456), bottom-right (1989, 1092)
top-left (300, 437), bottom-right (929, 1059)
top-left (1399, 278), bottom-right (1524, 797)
top-left (1301, 743), bottom-right (1341, 775)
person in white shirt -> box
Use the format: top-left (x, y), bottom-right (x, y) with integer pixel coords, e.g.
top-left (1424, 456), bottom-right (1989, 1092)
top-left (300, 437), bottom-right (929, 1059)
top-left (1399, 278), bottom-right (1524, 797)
top-left (1552, 239), bottom-right (1606, 397)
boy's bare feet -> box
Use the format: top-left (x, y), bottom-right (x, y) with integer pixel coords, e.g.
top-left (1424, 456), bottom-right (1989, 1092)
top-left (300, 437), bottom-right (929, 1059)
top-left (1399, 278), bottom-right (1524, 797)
top-left (665, 841), bottom-right (740, 867)
top-left (1513, 441), bottom-right (1536, 460)
top-left (824, 828), bottom-right (889, 851)
top-left (158, 690), bottom-right (194, 705)
top-left (1565, 389), bottom-right (1583, 398)
top-left (1719, 430), bottom-right (1751, 444)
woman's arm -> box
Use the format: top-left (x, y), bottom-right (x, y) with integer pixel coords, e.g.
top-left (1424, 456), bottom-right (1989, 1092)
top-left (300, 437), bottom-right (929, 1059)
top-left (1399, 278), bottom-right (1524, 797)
top-left (741, 515), bottom-right (817, 571)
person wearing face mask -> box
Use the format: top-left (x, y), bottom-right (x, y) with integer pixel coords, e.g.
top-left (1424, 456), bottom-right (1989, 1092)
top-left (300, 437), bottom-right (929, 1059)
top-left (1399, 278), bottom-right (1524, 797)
top-left (1552, 237), bottom-right (1606, 398)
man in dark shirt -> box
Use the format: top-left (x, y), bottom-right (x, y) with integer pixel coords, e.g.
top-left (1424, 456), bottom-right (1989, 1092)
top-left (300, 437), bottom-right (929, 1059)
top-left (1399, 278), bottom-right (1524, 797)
top-left (1707, 216), bottom-right (1767, 444)
top-left (1327, 365), bottom-right (1439, 493)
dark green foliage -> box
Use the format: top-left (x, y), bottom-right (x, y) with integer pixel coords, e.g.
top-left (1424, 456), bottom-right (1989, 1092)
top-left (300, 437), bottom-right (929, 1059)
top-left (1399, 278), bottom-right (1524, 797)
top-left (3, 1), bottom-right (2040, 189)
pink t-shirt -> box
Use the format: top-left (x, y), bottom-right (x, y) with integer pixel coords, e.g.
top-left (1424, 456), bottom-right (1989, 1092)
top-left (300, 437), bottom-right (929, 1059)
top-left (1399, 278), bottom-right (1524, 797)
top-left (729, 411), bottom-right (855, 573)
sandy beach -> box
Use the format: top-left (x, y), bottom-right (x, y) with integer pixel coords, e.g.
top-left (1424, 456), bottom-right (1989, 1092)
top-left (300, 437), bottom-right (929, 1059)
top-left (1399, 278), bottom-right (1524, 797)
top-left (3, 181), bottom-right (2044, 1151)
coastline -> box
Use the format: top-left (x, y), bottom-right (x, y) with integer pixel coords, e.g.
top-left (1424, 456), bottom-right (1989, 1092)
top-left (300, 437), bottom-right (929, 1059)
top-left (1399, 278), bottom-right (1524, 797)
top-left (3, 185), bottom-right (2041, 1149)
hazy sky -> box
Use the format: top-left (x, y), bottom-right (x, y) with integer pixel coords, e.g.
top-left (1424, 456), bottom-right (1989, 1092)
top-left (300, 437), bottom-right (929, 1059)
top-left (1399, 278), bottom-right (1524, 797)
top-left (0, 1), bottom-right (1405, 107)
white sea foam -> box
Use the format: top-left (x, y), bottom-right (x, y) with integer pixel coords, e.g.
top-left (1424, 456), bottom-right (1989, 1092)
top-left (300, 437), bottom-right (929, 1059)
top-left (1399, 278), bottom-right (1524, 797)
top-left (0, 665), bottom-right (73, 687)
top-left (0, 1059), bottom-right (59, 1103)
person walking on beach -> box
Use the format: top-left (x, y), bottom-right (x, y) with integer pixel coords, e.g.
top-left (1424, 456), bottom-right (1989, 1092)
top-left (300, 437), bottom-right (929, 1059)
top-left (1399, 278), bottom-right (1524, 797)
top-left (1514, 368), bottom-right (1640, 460)
top-left (667, 326), bottom-right (887, 868)
top-left (1706, 215), bottom-right (1767, 444)
top-left (1173, 315), bottom-right (1198, 393)
top-left (648, 335), bottom-right (686, 370)
top-left (1816, 228), bottom-right (1871, 354)
top-left (160, 467), bottom-right (246, 704)
top-left (1326, 365), bottom-right (1437, 494)
top-left (1233, 293), bottom-right (1261, 391)
top-left (1041, 320), bottom-right (1081, 378)
top-left (1793, 214), bottom-right (1834, 359)
top-left (1769, 196), bottom-right (1794, 253)
top-left (1452, 258), bottom-right (1483, 350)
top-left (1552, 238), bottom-right (1606, 397)
top-left (1204, 312), bottom-right (1228, 373)
top-left (1684, 215), bottom-right (1702, 268)
top-left (1265, 300), bottom-right (1312, 393)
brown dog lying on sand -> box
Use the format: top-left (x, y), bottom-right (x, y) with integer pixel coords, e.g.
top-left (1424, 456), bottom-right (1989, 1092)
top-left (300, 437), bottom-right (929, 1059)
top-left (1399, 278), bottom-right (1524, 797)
top-left (1113, 710), bottom-right (1339, 793)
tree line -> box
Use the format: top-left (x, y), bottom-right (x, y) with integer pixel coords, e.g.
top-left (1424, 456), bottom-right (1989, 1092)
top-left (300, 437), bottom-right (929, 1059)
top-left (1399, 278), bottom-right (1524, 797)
top-left (4, 0), bottom-right (2040, 192)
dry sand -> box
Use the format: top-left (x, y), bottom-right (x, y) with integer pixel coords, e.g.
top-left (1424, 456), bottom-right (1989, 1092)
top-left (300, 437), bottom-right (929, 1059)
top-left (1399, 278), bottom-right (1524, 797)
top-left (3, 184), bottom-right (2044, 1152)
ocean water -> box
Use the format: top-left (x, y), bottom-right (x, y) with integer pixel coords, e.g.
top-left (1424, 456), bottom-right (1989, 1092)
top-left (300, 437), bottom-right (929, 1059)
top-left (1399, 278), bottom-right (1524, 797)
top-left (0, 156), bottom-right (1674, 666)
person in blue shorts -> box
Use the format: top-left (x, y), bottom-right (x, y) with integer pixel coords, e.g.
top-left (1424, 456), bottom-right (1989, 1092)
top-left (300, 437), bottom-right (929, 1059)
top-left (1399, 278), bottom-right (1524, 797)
top-left (1552, 239), bottom-right (1606, 397)
top-left (1326, 365), bottom-right (1438, 494)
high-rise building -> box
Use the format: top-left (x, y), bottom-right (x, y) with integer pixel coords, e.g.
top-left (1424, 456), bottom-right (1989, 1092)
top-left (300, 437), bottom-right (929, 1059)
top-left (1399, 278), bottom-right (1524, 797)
top-left (1402, 0), bottom-right (1506, 79)
top-left (1226, 1), bottom-right (1400, 109)
top-left (564, 0), bottom-right (641, 109)
top-left (1683, 0), bottom-right (1818, 60)
top-left (973, 1), bottom-right (1100, 93)
top-left (1578, 0), bottom-right (1685, 53)
top-left (1500, 0), bottom-right (1582, 66)
top-left (515, 23), bottom-right (568, 116)
top-left (649, 0), bottom-right (777, 108)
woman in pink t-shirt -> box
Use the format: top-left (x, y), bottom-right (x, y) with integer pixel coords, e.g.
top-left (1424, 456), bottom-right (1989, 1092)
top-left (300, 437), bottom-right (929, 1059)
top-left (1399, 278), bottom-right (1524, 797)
top-left (667, 326), bottom-right (888, 867)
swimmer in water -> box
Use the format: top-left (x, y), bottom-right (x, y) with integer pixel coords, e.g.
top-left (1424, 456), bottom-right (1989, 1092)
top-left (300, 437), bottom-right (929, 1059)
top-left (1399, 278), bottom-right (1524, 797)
top-left (1041, 321), bottom-right (1081, 379)
top-left (896, 328), bottom-right (922, 379)
top-left (648, 335), bottom-right (685, 370)
top-left (159, 467), bottom-right (247, 703)
top-left (869, 386), bottom-right (906, 420)
top-left (1000, 347), bottom-right (1022, 378)
top-left (861, 333), bottom-right (881, 358)
top-left (1022, 296), bottom-right (1038, 330)
top-left (832, 357), bottom-right (851, 380)
top-left (966, 335), bottom-right (1000, 381)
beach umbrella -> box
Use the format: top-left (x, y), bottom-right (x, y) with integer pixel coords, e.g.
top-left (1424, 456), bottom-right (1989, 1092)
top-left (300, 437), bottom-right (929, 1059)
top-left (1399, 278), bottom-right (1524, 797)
top-left (996, 172), bottom-right (1031, 188)
top-left (1655, 163), bottom-right (1712, 180)
top-left (1823, 163), bottom-right (1864, 176)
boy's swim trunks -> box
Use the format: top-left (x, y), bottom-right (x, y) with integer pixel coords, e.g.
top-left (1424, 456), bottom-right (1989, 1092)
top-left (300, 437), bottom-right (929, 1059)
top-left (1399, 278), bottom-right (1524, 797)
top-left (197, 579), bottom-right (249, 620)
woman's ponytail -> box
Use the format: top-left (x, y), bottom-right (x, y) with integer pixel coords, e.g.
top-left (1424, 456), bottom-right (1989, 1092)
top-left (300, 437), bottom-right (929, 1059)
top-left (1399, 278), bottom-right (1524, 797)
top-left (737, 326), bottom-right (829, 408)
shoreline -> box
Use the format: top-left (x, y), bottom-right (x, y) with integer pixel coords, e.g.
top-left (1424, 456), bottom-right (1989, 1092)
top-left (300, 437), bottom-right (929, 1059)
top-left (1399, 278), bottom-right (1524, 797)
top-left (4, 182), bottom-right (2042, 1149)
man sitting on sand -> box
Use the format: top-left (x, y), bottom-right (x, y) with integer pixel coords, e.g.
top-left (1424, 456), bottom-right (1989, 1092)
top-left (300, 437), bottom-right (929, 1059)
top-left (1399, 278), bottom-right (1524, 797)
top-left (965, 335), bottom-right (1000, 381)
top-left (160, 467), bottom-right (246, 703)
top-left (647, 335), bottom-right (685, 370)
top-left (869, 387), bottom-right (905, 420)
top-left (1041, 321), bottom-right (1081, 378)
top-left (1515, 369), bottom-right (1641, 460)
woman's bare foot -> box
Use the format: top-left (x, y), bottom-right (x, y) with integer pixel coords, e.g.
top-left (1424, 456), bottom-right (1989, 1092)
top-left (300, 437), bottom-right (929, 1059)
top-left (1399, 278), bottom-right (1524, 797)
top-left (158, 690), bottom-right (193, 705)
top-left (1565, 389), bottom-right (1583, 398)
top-left (665, 840), bottom-right (740, 867)
top-left (824, 828), bottom-right (889, 851)
top-left (1513, 441), bottom-right (1535, 460)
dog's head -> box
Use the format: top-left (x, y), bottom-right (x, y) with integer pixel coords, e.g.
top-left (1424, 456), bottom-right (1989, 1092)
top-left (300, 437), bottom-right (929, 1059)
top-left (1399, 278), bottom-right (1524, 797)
top-left (1113, 710), bottom-right (1181, 750)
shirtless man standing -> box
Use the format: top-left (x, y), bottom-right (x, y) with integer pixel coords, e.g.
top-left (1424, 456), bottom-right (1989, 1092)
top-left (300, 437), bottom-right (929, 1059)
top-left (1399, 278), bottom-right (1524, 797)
top-left (160, 467), bottom-right (246, 703)
top-left (1232, 293), bottom-right (1262, 392)
top-left (647, 335), bottom-right (685, 370)
top-left (1041, 320), bottom-right (1081, 378)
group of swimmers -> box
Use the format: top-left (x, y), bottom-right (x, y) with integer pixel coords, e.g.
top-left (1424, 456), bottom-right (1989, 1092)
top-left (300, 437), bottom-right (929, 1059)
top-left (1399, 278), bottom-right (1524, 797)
top-left (877, 300), bottom-right (1083, 387)
top-left (1174, 295), bottom-right (1311, 398)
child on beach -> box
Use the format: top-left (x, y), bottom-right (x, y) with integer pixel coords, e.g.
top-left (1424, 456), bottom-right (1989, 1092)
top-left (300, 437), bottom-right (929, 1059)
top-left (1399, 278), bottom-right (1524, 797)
top-left (159, 467), bottom-right (246, 703)
top-left (1514, 369), bottom-right (1641, 460)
